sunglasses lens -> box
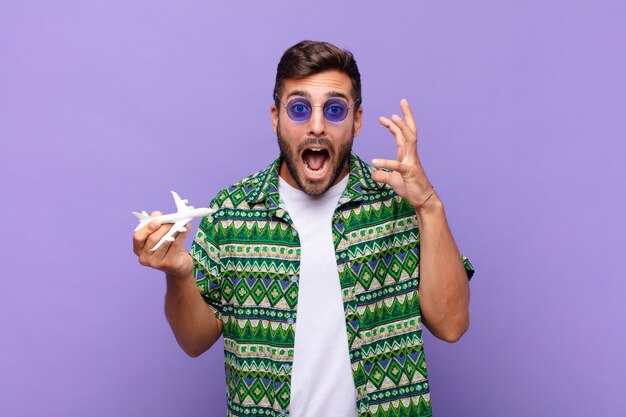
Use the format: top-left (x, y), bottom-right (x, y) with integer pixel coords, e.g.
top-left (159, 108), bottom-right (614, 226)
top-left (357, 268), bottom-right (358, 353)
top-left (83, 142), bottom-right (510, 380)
top-left (284, 98), bottom-right (351, 122)
top-left (286, 99), bottom-right (311, 122)
top-left (323, 98), bottom-right (349, 122)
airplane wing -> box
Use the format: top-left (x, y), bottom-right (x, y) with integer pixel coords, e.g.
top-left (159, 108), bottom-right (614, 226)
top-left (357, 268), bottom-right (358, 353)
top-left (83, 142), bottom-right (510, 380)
top-left (132, 210), bottom-right (152, 232)
top-left (150, 218), bottom-right (190, 251)
top-left (172, 191), bottom-right (191, 212)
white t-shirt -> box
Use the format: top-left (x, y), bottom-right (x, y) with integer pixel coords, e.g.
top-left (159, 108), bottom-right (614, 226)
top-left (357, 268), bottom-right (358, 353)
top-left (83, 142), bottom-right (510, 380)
top-left (279, 175), bottom-right (358, 417)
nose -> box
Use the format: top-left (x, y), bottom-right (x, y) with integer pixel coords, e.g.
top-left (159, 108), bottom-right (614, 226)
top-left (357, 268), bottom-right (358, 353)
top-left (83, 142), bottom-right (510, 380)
top-left (307, 106), bottom-right (326, 137)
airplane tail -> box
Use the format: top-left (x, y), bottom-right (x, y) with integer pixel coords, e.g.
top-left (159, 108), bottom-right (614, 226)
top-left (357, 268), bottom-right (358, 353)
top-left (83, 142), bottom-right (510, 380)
top-left (132, 210), bottom-right (152, 231)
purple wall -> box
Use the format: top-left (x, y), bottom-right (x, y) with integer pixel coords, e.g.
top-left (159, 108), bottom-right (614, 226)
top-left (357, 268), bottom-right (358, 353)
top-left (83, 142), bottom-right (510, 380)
top-left (2, 1), bottom-right (625, 416)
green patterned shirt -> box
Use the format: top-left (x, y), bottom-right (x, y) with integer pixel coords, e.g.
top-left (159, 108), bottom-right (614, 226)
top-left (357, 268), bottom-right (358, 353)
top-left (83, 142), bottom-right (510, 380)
top-left (190, 153), bottom-right (474, 417)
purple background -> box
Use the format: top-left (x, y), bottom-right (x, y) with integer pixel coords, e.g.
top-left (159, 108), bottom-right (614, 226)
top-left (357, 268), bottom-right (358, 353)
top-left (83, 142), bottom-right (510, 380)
top-left (2, 1), bottom-right (625, 416)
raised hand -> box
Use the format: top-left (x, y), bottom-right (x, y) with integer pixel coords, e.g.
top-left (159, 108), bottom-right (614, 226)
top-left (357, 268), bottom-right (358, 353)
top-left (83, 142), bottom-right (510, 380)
top-left (371, 99), bottom-right (436, 212)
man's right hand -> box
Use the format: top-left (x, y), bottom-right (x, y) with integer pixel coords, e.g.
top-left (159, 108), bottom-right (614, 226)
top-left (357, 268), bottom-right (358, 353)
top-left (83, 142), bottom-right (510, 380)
top-left (133, 210), bottom-right (221, 356)
top-left (132, 211), bottom-right (193, 278)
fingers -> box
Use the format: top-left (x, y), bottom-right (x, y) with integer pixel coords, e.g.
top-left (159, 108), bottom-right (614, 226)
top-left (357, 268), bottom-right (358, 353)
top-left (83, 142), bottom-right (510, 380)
top-left (148, 228), bottom-right (176, 261)
top-left (132, 211), bottom-right (163, 254)
top-left (379, 116), bottom-right (406, 150)
top-left (371, 158), bottom-right (403, 173)
top-left (389, 100), bottom-right (417, 142)
top-left (137, 223), bottom-right (172, 263)
top-left (133, 209), bottom-right (172, 262)
top-left (136, 220), bottom-right (194, 271)
top-left (371, 169), bottom-right (393, 186)
top-left (391, 114), bottom-right (416, 147)
top-left (152, 222), bottom-right (191, 258)
top-left (175, 223), bottom-right (192, 244)
top-left (370, 168), bottom-right (405, 196)
top-left (399, 98), bottom-right (417, 133)
top-left (379, 99), bottom-right (419, 161)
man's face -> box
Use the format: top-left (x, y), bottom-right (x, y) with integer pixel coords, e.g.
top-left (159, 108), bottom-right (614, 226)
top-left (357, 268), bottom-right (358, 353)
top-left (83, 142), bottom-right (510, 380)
top-left (271, 70), bottom-right (363, 197)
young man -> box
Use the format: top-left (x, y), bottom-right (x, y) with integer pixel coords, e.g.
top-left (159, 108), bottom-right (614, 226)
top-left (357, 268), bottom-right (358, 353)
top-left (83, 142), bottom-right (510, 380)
top-left (133, 40), bottom-right (474, 417)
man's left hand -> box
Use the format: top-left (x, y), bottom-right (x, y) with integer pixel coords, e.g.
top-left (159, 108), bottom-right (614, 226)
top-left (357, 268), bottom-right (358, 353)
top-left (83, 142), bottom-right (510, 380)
top-left (371, 99), bottom-right (436, 212)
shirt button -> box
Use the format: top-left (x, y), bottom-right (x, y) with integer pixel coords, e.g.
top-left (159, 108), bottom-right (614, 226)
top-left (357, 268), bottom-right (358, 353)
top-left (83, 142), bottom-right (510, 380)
top-left (284, 364), bottom-right (291, 371)
top-left (292, 230), bottom-right (297, 236)
top-left (280, 411), bottom-right (288, 416)
top-left (287, 318), bottom-right (294, 325)
top-left (290, 275), bottom-right (298, 283)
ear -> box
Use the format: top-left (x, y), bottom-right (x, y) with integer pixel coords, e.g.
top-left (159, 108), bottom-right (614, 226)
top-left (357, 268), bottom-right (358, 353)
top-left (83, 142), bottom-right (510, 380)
top-left (270, 103), bottom-right (278, 134)
top-left (353, 106), bottom-right (363, 137)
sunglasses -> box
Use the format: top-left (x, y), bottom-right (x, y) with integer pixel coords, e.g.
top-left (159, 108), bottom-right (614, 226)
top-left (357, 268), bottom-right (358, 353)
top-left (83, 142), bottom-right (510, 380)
top-left (276, 95), bottom-right (359, 123)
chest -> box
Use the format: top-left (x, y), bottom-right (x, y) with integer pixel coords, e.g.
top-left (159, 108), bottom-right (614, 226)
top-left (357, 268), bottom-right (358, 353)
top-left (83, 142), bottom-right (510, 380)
top-left (216, 199), bottom-right (421, 312)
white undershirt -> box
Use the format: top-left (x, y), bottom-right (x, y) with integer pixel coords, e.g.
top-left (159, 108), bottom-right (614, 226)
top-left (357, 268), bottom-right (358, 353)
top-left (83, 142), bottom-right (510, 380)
top-left (279, 175), bottom-right (358, 417)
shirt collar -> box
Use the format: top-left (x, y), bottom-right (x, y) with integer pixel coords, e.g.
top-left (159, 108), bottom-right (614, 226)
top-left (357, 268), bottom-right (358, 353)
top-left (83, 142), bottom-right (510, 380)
top-left (245, 152), bottom-right (388, 210)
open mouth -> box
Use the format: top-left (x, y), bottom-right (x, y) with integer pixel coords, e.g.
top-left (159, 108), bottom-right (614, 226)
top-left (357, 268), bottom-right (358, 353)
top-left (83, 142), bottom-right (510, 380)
top-left (301, 147), bottom-right (330, 179)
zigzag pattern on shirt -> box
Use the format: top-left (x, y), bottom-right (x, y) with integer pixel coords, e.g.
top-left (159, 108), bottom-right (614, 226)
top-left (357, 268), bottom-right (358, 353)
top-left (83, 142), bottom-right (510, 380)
top-left (344, 229), bottom-right (419, 256)
top-left (190, 154), bottom-right (475, 417)
top-left (224, 318), bottom-right (294, 344)
top-left (360, 334), bottom-right (425, 362)
top-left (218, 218), bottom-right (299, 242)
top-left (220, 258), bottom-right (298, 276)
top-left (224, 346), bottom-right (293, 365)
top-left (370, 394), bottom-right (432, 417)
top-left (338, 197), bottom-right (415, 226)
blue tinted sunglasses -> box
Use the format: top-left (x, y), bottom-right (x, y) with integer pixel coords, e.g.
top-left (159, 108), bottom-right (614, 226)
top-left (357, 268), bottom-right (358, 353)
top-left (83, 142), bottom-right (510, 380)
top-left (276, 95), bottom-right (359, 123)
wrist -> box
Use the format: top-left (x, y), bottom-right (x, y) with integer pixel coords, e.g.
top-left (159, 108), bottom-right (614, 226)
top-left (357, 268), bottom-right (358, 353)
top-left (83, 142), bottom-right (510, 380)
top-left (166, 271), bottom-right (196, 297)
top-left (165, 255), bottom-right (195, 285)
top-left (414, 192), bottom-right (444, 218)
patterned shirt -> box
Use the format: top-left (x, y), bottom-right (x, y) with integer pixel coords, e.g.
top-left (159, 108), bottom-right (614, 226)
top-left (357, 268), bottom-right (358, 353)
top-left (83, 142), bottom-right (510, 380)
top-left (190, 153), bottom-right (474, 417)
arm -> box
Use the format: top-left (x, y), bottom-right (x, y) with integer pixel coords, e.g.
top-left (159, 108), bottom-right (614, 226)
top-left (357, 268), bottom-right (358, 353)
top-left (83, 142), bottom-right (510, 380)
top-left (412, 195), bottom-right (470, 343)
top-left (164, 269), bottom-right (223, 357)
top-left (133, 214), bottom-right (223, 357)
top-left (372, 99), bottom-right (470, 343)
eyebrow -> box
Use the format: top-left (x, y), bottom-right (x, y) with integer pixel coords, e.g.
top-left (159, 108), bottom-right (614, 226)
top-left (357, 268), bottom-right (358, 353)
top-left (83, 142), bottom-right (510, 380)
top-left (285, 90), bottom-right (351, 101)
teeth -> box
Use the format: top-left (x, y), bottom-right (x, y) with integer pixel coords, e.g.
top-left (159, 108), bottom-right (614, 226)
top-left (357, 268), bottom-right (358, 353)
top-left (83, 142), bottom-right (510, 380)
top-left (309, 148), bottom-right (323, 152)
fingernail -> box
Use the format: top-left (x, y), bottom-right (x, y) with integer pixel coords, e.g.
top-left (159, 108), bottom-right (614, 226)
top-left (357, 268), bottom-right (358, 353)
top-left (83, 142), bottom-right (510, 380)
top-left (372, 159), bottom-right (380, 164)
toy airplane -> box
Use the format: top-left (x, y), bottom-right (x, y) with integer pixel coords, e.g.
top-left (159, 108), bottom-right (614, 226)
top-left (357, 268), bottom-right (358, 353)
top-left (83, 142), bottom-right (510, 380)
top-left (132, 191), bottom-right (213, 251)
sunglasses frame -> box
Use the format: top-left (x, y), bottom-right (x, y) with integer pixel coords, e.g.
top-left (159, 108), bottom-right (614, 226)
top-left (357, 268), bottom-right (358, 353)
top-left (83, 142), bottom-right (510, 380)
top-left (275, 94), bottom-right (360, 123)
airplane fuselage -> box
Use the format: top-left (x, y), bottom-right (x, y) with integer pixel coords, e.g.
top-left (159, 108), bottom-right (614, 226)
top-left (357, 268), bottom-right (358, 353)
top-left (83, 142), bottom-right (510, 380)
top-left (132, 191), bottom-right (213, 250)
top-left (153, 207), bottom-right (213, 224)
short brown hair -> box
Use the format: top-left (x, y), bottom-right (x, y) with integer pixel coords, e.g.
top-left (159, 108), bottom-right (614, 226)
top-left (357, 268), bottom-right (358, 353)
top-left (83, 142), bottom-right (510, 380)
top-left (273, 40), bottom-right (361, 111)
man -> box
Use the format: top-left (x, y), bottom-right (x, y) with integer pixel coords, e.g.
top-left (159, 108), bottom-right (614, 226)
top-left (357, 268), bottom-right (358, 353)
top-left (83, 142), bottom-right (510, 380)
top-left (133, 40), bottom-right (474, 417)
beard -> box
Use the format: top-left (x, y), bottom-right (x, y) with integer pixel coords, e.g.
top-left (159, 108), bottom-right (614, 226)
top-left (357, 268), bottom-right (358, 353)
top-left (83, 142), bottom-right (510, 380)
top-left (277, 120), bottom-right (354, 197)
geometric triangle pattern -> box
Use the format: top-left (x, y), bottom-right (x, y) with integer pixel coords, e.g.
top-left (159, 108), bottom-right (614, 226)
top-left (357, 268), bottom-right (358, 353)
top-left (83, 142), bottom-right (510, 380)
top-left (190, 153), bottom-right (475, 417)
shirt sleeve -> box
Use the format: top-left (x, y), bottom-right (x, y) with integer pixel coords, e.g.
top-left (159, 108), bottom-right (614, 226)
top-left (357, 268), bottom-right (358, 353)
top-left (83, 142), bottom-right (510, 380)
top-left (461, 254), bottom-right (475, 281)
top-left (189, 206), bottom-right (223, 320)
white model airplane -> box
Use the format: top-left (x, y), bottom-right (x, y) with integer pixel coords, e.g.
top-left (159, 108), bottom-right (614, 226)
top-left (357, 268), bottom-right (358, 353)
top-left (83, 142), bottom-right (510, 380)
top-left (132, 191), bottom-right (213, 251)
